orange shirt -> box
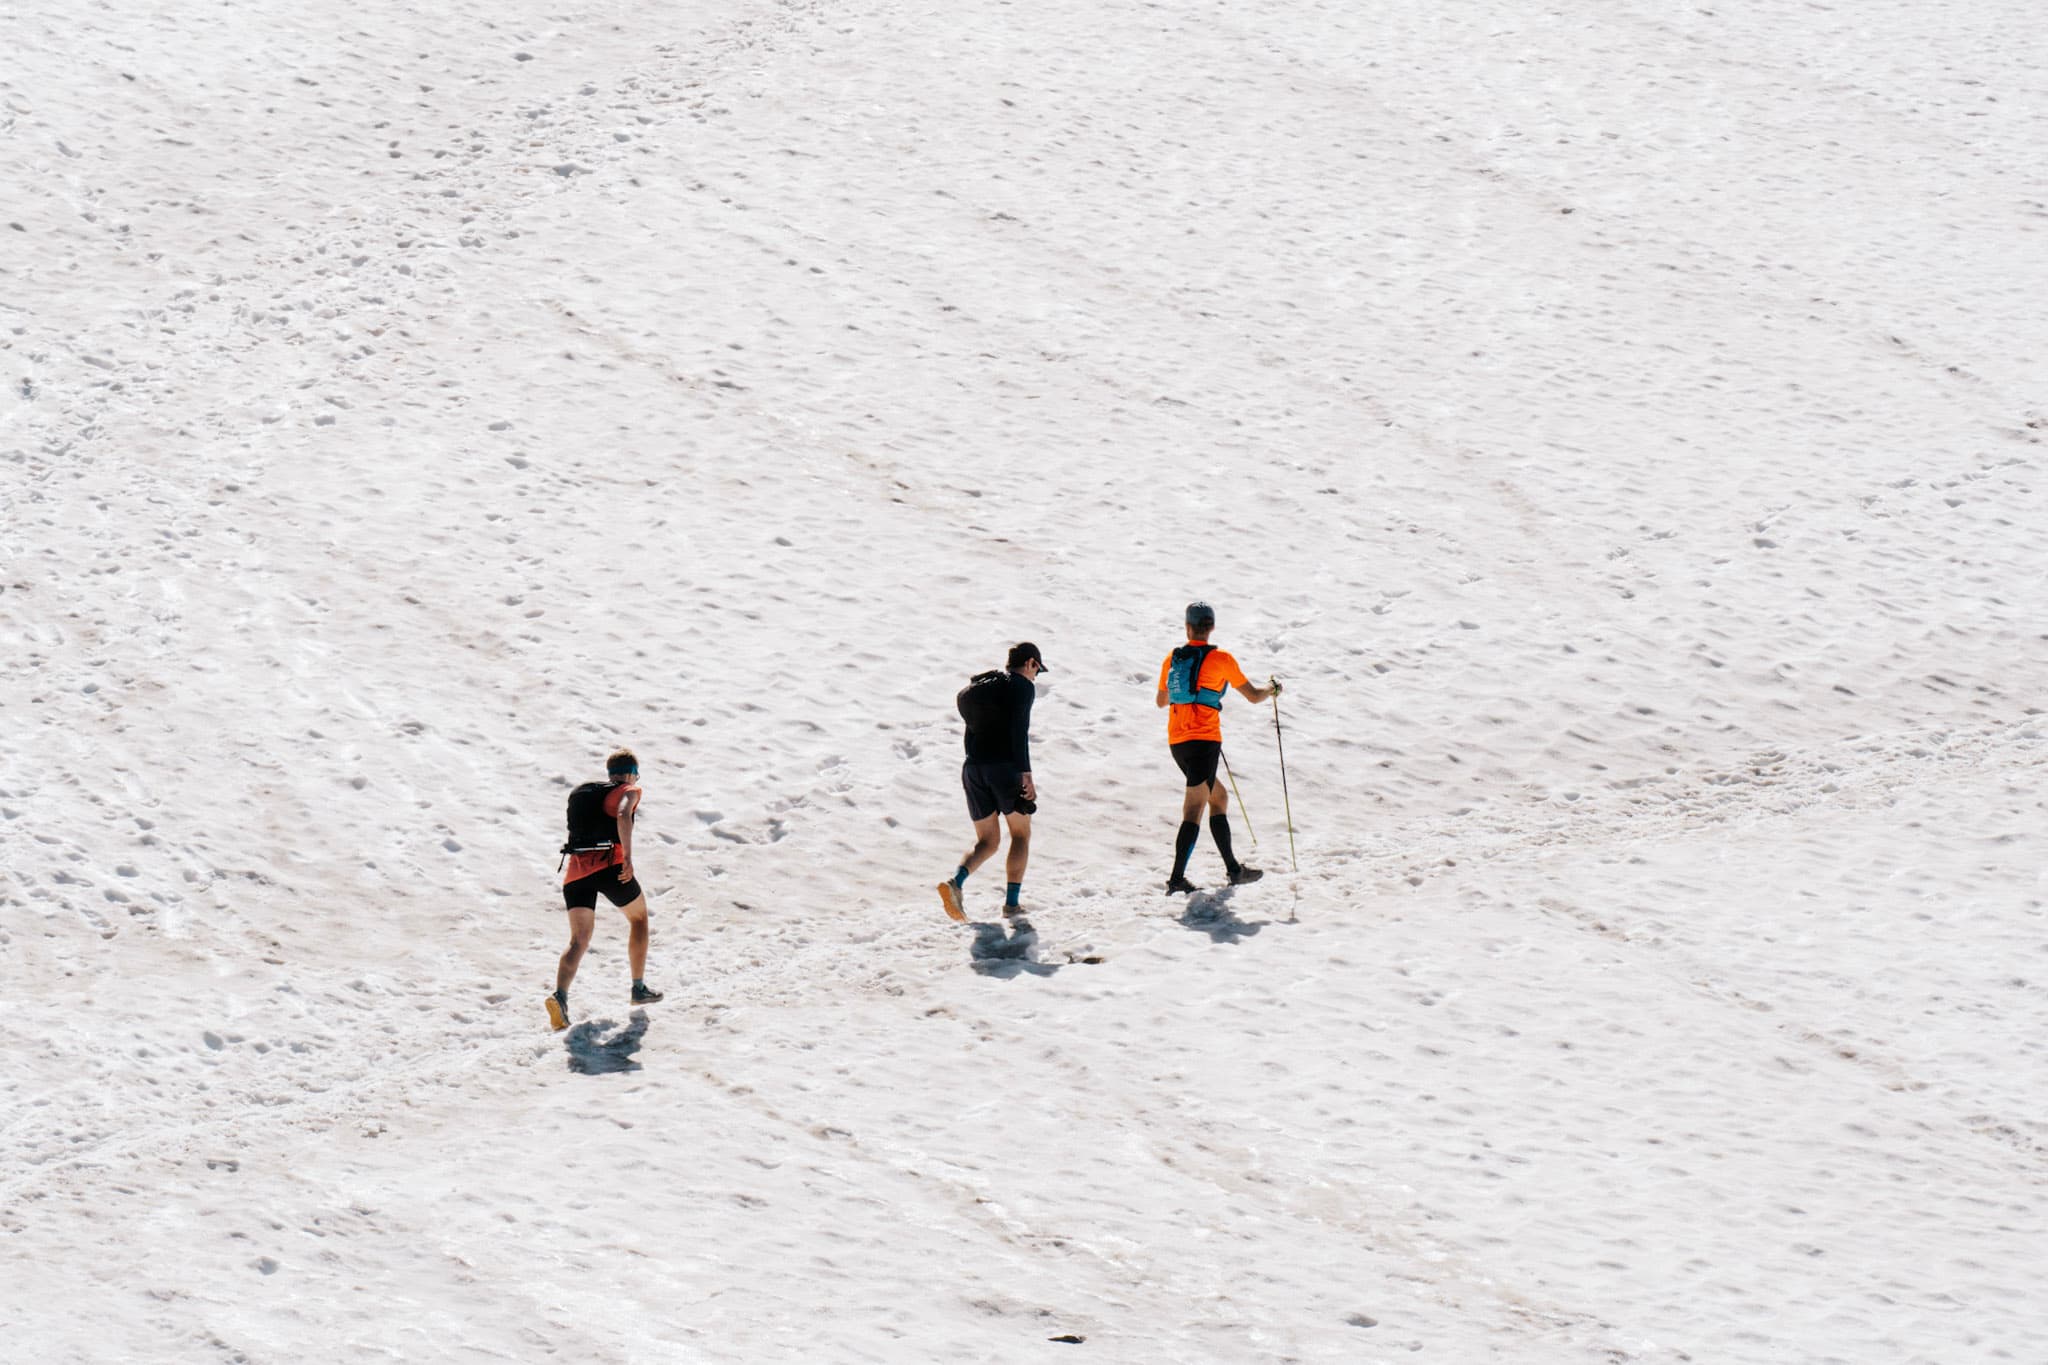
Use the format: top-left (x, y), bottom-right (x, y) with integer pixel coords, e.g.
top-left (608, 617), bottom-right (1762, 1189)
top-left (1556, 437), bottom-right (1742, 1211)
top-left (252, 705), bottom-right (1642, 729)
top-left (562, 783), bottom-right (638, 883)
top-left (1158, 645), bottom-right (1249, 745)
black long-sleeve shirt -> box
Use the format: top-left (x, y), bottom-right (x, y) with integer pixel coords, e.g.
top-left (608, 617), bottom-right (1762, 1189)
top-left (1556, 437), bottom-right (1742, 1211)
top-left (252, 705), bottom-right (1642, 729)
top-left (963, 669), bottom-right (1036, 771)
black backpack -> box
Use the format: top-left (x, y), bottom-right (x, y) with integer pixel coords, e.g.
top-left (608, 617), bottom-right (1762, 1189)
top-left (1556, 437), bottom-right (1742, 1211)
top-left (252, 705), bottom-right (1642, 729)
top-left (561, 780), bottom-right (624, 858)
top-left (956, 670), bottom-right (1011, 734)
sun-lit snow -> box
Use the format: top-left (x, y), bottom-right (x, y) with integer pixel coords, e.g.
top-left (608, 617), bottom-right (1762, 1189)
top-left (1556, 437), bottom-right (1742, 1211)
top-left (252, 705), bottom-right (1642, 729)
top-left (4, 1), bottom-right (2045, 1361)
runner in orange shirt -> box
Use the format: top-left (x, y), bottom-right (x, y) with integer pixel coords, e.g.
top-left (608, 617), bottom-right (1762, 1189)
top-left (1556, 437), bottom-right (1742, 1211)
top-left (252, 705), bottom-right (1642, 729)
top-left (547, 748), bottom-right (665, 1030)
top-left (1156, 601), bottom-right (1282, 894)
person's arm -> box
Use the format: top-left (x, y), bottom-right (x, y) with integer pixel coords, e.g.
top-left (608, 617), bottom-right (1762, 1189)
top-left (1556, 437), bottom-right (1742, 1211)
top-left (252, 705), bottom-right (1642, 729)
top-left (615, 787), bottom-right (640, 879)
top-left (1012, 676), bottom-right (1036, 801)
top-left (1235, 677), bottom-right (1281, 704)
top-left (1226, 653), bottom-right (1278, 704)
top-left (1155, 658), bottom-right (1171, 709)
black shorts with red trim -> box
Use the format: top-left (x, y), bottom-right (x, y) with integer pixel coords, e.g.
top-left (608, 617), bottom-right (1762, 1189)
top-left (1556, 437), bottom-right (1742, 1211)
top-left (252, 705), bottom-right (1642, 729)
top-left (564, 866), bottom-right (644, 911)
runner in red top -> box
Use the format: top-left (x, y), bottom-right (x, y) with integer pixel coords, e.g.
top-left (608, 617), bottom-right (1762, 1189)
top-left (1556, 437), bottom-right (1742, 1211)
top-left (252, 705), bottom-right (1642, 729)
top-left (1156, 601), bottom-right (1281, 894)
top-left (546, 748), bottom-right (665, 1030)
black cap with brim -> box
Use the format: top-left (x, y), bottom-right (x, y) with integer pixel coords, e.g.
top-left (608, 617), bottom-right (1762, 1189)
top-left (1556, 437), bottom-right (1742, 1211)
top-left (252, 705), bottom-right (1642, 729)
top-left (1008, 641), bottom-right (1048, 672)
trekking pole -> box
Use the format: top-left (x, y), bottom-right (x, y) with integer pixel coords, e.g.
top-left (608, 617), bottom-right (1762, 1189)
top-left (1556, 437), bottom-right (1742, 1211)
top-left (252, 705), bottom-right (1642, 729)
top-left (1270, 678), bottom-right (1298, 872)
top-left (1220, 750), bottom-right (1258, 850)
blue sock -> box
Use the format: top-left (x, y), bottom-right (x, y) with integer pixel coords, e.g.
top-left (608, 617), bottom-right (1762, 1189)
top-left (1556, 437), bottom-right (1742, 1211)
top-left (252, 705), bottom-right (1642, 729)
top-left (951, 865), bottom-right (970, 889)
top-left (1005, 882), bottom-right (1021, 908)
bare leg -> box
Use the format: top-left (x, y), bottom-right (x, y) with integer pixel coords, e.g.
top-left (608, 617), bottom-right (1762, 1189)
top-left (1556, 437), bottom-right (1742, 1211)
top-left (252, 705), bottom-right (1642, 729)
top-left (557, 907), bottom-right (596, 996)
top-left (1181, 780), bottom-right (1221, 823)
top-left (620, 895), bottom-right (650, 981)
top-left (960, 814), bottom-right (1002, 874)
top-left (1003, 811), bottom-right (1032, 884)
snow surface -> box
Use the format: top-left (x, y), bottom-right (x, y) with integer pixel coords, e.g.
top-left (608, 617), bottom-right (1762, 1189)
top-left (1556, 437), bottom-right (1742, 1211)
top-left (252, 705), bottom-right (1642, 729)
top-left (4, 0), bottom-right (2046, 1361)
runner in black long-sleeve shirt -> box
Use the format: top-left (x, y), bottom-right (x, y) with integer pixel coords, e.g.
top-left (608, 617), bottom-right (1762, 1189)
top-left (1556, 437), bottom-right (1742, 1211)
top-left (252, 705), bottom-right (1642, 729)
top-left (938, 642), bottom-right (1045, 921)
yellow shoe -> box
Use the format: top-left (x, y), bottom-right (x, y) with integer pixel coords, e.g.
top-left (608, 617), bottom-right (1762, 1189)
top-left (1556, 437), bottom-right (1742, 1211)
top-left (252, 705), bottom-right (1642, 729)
top-left (937, 881), bottom-right (966, 923)
top-left (544, 993), bottom-right (568, 1031)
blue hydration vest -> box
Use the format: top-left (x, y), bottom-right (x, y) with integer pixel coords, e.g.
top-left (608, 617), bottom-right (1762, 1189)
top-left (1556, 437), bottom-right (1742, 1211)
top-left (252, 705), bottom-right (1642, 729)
top-left (1167, 644), bottom-right (1227, 709)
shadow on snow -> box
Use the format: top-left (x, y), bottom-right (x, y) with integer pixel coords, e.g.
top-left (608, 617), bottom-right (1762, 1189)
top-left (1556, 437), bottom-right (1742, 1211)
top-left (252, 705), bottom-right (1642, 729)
top-left (969, 916), bottom-right (1061, 978)
top-left (564, 1009), bottom-right (650, 1074)
top-left (964, 915), bottom-right (1108, 976)
top-left (1176, 886), bottom-right (1267, 943)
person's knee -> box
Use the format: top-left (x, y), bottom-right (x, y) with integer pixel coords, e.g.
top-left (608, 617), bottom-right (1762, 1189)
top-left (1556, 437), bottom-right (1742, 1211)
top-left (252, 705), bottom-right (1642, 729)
top-left (564, 931), bottom-right (592, 956)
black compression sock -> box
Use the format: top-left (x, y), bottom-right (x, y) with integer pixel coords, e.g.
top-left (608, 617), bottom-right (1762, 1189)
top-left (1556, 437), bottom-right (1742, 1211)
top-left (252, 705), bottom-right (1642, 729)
top-left (1209, 814), bottom-right (1240, 876)
top-left (1173, 821), bottom-right (1200, 881)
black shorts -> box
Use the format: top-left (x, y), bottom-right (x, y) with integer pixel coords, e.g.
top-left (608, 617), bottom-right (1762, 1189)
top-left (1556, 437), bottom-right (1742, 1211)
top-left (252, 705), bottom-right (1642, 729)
top-left (1171, 740), bottom-right (1222, 790)
top-left (563, 866), bottom-right (645, 911)
top-left (962, 761), bottom-right (1024, 822)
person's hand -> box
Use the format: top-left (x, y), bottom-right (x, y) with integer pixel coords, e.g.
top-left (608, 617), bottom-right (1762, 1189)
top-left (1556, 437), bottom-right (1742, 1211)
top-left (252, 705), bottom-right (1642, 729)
top-left (619, 861), bottom-right (635, 883)
top-left (1020, 773), bottom-right (1038, 802)
top-left (1268, 677), bottom-right (1284, 697)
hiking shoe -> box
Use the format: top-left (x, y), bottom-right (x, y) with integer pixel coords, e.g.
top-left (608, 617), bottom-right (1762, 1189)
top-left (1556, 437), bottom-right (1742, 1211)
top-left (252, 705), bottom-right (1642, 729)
top-left (1165, 875), bottom-right (1198, 896)
top-left (631, 982), bottom-right (665, 1006)
top-left (1228, 866), bottom-right (1265, 886)
top-left (937, 881), bottom-right (967, 923)
top-left (545, 992), bottom-right (569, 1032)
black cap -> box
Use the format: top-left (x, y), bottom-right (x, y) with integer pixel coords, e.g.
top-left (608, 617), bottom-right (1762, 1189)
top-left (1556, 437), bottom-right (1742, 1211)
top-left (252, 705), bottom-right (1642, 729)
top-left (1185, 601), bottom-right (1216, 631)
top-left (1007, 641), bottom-right (1048, 672)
